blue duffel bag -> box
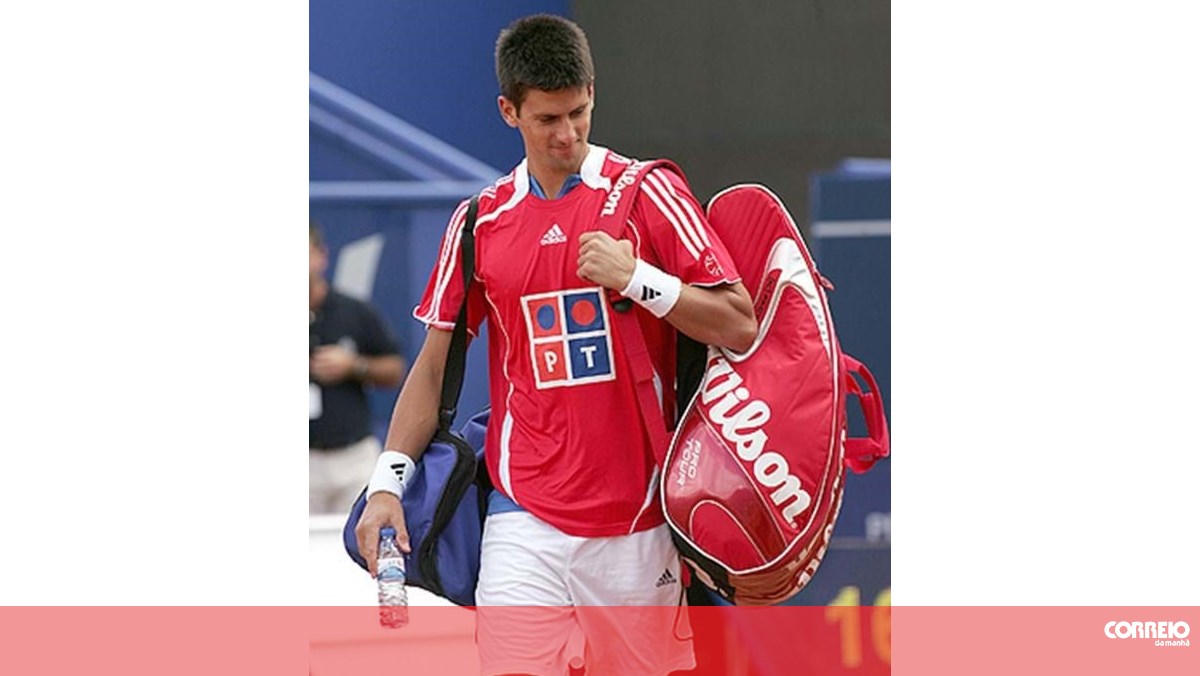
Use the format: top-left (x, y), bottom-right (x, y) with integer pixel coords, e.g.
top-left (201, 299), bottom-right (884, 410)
top-left (343, 409), bottom-right (491, 606)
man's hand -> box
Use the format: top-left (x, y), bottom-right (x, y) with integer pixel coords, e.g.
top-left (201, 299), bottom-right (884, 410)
top-left (577, 232), bottom-right (636, 291)
top-left (310, 345), bottom-right (357, 384)
top-left (354, 492), bottom-right (411, 577)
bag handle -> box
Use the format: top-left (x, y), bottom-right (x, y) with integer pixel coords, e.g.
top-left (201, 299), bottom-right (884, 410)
top-left (438, 196), bottom-right (479, 432)
top-left (590, 160), bottom-right (684, 466)
top-left (841, 353), bottom-right (890, 473)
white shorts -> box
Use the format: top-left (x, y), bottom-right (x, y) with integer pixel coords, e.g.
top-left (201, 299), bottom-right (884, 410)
top-left (475, 510), bottom-right (695, 676)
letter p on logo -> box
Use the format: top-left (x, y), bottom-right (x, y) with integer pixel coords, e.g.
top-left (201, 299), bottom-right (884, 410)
top-left (535, 343), bottom-right (567, 384)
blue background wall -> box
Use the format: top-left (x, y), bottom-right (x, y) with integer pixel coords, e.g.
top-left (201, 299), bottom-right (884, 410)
top-left (311, 1), bottom-right (569, 428)
top-left (311, 0), bottom-right (568, 176)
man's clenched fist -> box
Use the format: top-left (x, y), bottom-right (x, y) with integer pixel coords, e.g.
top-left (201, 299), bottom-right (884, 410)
top-left (577, 231), bottom-right (635, 291)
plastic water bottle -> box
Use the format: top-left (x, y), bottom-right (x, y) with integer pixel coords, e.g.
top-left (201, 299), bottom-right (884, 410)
top-left (376, 527), bottom-right (409, 628)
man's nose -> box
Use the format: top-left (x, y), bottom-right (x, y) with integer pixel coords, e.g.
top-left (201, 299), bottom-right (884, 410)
top-left (554, 120), bottom-right (577, 144)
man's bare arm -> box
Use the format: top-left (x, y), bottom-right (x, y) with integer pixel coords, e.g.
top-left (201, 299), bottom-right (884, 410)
top-left (355, 327), bottom-right (453, 573)
top-left (382, 327), bottom-right (453, 461)
top-left (663, 282), bottom-right (756, 353)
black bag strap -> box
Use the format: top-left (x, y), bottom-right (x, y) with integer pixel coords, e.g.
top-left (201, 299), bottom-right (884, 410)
top-left (417, 196), bottom-right (482, 602)
top-left (437, 195), bottom-right (479, 432)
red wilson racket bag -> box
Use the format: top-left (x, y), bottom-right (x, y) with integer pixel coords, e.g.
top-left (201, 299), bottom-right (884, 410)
top-left (661, 184), bottom-right (890, 606)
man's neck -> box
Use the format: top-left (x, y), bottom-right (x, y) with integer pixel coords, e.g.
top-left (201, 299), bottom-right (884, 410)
top-left (528, 148), bottom-right (588, 200)
top-left (530, 171), bottom-right (571, 201)
top-left (527, 157), bottom-right (583, 201)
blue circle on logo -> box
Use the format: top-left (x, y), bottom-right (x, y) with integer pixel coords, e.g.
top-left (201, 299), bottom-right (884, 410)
top-left (537, 305), bottom-right (557, 330)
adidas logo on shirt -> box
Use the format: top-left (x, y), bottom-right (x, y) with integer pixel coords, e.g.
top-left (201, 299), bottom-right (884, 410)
top-left (540, 224), bottom-right (567, 246)
top-left (655, 569), bottom-right (677, 588)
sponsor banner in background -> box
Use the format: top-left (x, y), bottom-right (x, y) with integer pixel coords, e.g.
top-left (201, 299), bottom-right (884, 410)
top-left (1, 607), bottom-right (1196, 674)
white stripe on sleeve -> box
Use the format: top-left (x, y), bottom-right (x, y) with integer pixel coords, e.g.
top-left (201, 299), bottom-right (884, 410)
top-left (420, 201), bottom-right (468, 324)
top-left (655, 170), bottom-right (713, 248)
top-left (639, 178), bottom-right (701, 260)
top-left (645, 170), bottom-right (710, 252)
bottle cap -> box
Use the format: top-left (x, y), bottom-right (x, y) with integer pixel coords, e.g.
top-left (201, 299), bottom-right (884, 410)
top-left (380, 527), bottom-right (397, 538)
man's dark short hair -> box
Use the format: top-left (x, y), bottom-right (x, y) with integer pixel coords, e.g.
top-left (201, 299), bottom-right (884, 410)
top-left (495, 14), bottom-right (594, 111)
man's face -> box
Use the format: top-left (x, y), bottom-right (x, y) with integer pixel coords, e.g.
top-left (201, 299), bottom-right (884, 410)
top-left (499, 85), bottom-right (593, 175)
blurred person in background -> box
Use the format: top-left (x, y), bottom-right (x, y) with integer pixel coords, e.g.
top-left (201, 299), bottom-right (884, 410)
top-left (310, 219), bottom-right (406, 515)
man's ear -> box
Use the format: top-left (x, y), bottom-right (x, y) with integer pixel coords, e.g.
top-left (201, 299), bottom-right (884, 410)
top-left (497, 96), bottom-right (519, 128)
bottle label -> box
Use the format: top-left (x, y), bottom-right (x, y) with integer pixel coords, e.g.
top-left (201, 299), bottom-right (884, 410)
top-left (378, 556), bottom-right (406, 583)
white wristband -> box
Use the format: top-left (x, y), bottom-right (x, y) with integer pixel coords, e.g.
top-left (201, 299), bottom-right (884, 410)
top-left (620, 259), bottom-right (682, 318)
top-left (367, 450), bottom-right (416, 500)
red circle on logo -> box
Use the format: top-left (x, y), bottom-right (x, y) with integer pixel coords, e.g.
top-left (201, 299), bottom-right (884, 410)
top-left (570, 299), bottom-right (597, 326)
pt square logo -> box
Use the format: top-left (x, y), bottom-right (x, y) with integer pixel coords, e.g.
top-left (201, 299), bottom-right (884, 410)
top-left (521, 288), bottom-right (616, 389)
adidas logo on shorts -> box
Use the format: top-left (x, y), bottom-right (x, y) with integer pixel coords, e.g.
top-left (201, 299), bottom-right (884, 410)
top-left (540, 223), bottom-right (567, 245)
top-left (655, 569), bottom-right (677, 588)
